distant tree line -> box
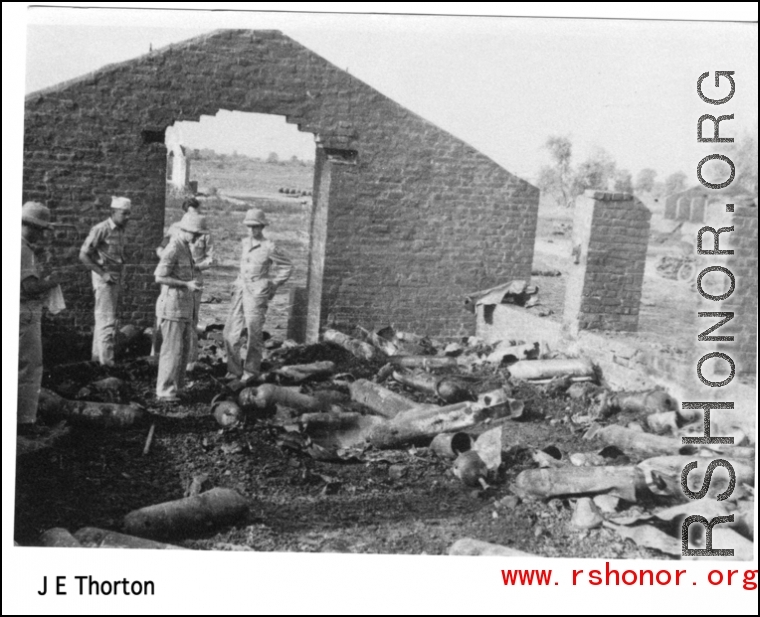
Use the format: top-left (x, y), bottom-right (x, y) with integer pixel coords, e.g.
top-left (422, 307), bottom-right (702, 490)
top-left (191, 148), bottom-right (314, 166)
top-left (538, 129), bottom-right (757, 207)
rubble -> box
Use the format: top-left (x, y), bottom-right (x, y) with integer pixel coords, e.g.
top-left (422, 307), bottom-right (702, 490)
top-left (239, 384), bottom-right (337, 418)
top-left (322, 329), bottom-right (386, 363)
top-left (472, 425), bottom-right (503, 471)
top-left (123, 488), bottom-right (250, 540)
top-left (391, 368), bottom-right (476, 404)
top-left (452, 451), bottom-right (489, 489)
top-left (212, 400), bottom-right (244, 428)
top-left (429, 432), bottom-right (472, 459)
top-left (507, 358), bottom-right (598, 382)
top-left (16, 315), bottom-right (756, 559)
top-left (448, 538), bottom-right (540, 557)
top-left (74, 527), bottom-right (186, 550)
top-left (347, 379), bottom-right (422, 418)
top-left (512, 466), bottom-right (642, 502)
top-left (463, 279), bottom-right (539, 314)
top-left (570, 498), bottom-right (604, 530)
top-left (366, 388), bottom-right (517, 449)
top-left (269, 361), bottom-right (336, 384)
top-left (39, 528), bottom-right (82, 547)
top-left (585, 423), bottom-right (685, 457)
top-left (37, 388), bottom-right (149, 429)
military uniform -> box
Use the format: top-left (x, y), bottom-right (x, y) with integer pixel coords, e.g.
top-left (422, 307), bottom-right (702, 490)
top-left (154, 220), bottom-right (214, 364)
top-left (80, 217), bottom-right (126, 366)
top-left (223, 235), bottom-right (292, 378)
top-left (18, 237), bottom-right (44, 425)
top-left (154, 234), bottom-right (196, 400)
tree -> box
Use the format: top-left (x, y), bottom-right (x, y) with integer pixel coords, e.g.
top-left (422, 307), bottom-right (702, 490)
top-left (613, 169), bottom-right (633, 193)
top-left (664, 171), bottom-right (688, 195)
top-left (541, 136), bottom-right (574, 207)
top-left (266, 152), bottom-right (279, 164)
top-left (572, 147), bottom-right (617, 195)
top-left (635, 168), bottom-right (658, 194)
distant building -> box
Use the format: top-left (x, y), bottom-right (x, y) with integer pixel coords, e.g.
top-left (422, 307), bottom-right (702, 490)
top-left (166, 142), bottom-right (191, 191)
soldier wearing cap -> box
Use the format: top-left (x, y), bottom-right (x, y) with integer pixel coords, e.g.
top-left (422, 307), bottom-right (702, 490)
top-left (223, 208), bottom-right (293, 382)
top-left (79, 196), bottom-right (131, 366)
top-left (18, 202), bottom-right (60, 434)
top-left (152, 197), bottom-right (214, 370)
top-left (154, 211), bottom-right (205, 402)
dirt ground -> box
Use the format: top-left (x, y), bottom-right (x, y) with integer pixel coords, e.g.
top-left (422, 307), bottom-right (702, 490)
top-left (16, 337), bottom-right (664, 559)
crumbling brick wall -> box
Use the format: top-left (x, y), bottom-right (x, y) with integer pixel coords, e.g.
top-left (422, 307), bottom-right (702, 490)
top-left (563, 190), bottom-right (651, 333)
top-left (23, 29), bottom-right (538, 341)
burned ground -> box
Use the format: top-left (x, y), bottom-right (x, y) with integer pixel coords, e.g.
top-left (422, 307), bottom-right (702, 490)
top-left (17, 335), bottom-right (672, 559)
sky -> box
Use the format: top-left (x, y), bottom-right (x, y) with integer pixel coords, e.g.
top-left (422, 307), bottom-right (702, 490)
top-left (20, 7), bottom-right (759, 183)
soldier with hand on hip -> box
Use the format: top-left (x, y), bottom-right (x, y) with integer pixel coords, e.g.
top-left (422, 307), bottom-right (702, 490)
top-left (223, 208), bottom-right (292, 384)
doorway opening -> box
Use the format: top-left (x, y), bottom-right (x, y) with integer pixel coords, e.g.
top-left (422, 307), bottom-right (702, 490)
top-left (163, 110), bottom-right (317, 339)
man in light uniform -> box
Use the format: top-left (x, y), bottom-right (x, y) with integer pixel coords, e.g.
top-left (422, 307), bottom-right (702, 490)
top-left (153, 197), bottom-right (214, 370)
top-left (79, 196), bottom-right (131, 366)
top-left (154, 211), bottom-right (205, 402)
top-left (224, 208), bottom-right (292, 382)
top-left (18, 202), bottom-right (60, 435)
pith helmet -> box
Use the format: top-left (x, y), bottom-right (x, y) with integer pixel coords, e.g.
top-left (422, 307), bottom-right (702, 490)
top-left (178, 212), bottom-right (208, 234)
top-left (110, 196), bottom-right (132, 210)
top-left (22, 201), bottom-right (53, 229)
top-left (244, 208), bottom-right (268, 227)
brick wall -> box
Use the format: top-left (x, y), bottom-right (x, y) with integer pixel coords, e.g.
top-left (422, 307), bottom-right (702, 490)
top-left (563, 190), bottom-right (651, 333)
top-left (23, 29), bottom-right (538, 341)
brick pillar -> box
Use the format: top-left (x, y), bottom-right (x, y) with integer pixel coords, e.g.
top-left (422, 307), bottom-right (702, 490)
top-left (690, 196), bottom-right (706, 223)
top-left (664, 194), bottom-right (679, 220)
top-left (564, 190), bottom-right (651, 334)
top-left (677, 195), bottom-right (691, 221)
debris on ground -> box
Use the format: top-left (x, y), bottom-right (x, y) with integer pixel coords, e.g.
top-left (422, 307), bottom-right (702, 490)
top-left (123, 487), bottom-right (250, 540)
top-left (14, 321), bottom-right (754, 559)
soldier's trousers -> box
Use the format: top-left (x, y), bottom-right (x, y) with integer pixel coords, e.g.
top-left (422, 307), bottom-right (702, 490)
top-left (156, 318), bottom-right (191, 399)
top-left (18, 304), bottom-right (42, 425)
top-left (92, 276), bottom-right (120, 366)
top-left (223, 285), bottom-right (269, 377)
top-left (152, 287), bottom-right (201, 366)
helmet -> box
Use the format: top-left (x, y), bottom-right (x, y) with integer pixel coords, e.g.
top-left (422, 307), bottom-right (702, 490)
top-left (178, 212), bottom-right (208, 234)
top-left (22, 201), bottom-right (53, 229)
top-left (243, 208), bottom-right (268, 227)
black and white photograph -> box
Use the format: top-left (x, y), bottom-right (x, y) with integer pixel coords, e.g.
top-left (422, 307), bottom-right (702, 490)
top-left (4, 4), bottom-right (758, 614)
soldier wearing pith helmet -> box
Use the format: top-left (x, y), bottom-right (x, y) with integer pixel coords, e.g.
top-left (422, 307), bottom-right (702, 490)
top-left (154, 211), bottom-right (205, 402)
top-left (223, 207), bottom-right (293, 383)
top-left (19, 201), bottom-right (60, 435)
top-left (79, 196), bottom-right (131, 366)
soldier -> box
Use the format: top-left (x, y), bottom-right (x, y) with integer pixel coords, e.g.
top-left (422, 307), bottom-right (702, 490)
top-left (18, 202), bottom-right (60, 435)
top-left (152, 197), bottom-right (214, 370)
top-left (79, 196), bottom-right (131, 366)
top-left (223, 208), bottom-right (292, 382)
top-left (154, 211), bottom-right (205, 402)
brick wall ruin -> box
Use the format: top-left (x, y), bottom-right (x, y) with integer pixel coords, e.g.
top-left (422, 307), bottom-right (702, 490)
top-left (22, 30), bottom-right (539, 342)
top-left (563, 190), bottom-right (651, 334)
